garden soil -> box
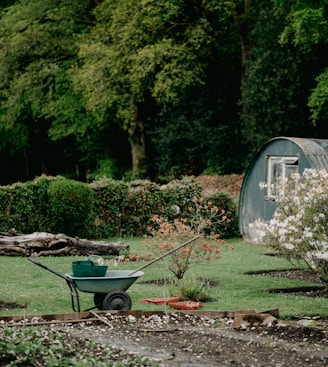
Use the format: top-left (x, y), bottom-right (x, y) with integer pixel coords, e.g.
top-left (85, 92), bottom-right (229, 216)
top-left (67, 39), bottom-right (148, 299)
top-left (68, 309), bottom-right (328, 367)
top-left (74, 269), bottom-right (326, 367)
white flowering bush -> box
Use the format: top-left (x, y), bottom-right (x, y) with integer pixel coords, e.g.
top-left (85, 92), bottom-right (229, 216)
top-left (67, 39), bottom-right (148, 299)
top-left (253, 169), bottom-right (328, 284)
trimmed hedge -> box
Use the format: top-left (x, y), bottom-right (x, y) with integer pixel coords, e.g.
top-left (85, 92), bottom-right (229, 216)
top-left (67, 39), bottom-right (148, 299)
top-left (89, 178), bottom-right (130, 238)
top-left (0, 176), bottom-right (55, 233)
top-left (0, 176), bottom-right (238, 238)
top-left (48, 178), bottom-right (94, 237)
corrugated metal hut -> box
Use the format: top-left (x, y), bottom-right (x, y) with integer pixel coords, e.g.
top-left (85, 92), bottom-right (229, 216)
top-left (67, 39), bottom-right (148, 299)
top-left (239, 137), bottom-right (328, 241)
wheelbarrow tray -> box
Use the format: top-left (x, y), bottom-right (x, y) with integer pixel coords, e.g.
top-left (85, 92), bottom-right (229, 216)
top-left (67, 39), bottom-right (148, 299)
top-left (65, 270), bottom-right (144, 294)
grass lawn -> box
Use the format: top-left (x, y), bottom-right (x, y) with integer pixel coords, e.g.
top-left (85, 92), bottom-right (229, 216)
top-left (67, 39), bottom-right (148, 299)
top-left (1, 238), bottom-right (327, 319)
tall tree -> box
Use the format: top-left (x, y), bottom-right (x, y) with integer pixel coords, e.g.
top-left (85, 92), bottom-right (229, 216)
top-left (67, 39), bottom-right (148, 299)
top-left (73, 0), bottom-right (238, 176)
top-left (141, 1), bottom-right (242, 178)
top-left (0, 0), bottom-right (96, 180)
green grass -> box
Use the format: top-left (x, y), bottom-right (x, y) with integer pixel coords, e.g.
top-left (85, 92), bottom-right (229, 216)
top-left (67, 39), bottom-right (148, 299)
top-left (1, 238), bottom-right (327, 319)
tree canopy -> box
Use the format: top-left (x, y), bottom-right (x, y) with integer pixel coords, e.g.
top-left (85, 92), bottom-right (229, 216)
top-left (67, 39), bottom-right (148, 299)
top-left (0, 0), bottom-right (327, 184)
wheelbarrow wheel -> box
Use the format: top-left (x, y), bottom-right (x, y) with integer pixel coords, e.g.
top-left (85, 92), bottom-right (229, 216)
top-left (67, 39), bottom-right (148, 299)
top-left (93, 293), bottom-right (106, 310)
top-left (102, 290), bottom-right (132, 311)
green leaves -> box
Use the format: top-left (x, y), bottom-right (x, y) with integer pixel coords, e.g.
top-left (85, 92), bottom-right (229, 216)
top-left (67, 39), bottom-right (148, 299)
top-left (273, 0), bottom-right (328, 125)
top-left (280, 7), bottom-right (328, 49)
top-left (74, 0), bottom-right (210, 126)
top-left (308, 68), bottom-right (328, 123)
top-left (0, 0), bottom-right (93, 158)
top-left (0, 326), bottom-right (143, 367)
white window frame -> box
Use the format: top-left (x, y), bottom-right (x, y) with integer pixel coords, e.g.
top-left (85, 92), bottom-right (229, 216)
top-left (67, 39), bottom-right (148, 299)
top-left (266, 156), bottom-right (299, 199)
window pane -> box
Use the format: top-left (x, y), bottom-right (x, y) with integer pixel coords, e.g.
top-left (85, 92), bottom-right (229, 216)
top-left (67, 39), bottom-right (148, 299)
top-left (266, 156), bottom-right (298, 198)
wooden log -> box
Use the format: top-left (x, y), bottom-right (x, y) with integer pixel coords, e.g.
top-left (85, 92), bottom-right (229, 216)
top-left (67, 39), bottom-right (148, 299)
top-left (0, 232), bottom-right (129, 256)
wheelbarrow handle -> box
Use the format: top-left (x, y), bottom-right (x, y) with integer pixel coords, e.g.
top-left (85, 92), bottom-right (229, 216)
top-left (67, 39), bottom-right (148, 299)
top-left (28, 257), bottom-right (68, 280)
top-left (128, 235), bottom-right (200, 276)
top-left (28, 257), bottom-right (83, 312)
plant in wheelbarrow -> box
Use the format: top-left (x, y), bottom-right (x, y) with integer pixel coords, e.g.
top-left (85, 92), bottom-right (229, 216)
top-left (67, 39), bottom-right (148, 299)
top-left (144, 197), bottom-right (231, 303)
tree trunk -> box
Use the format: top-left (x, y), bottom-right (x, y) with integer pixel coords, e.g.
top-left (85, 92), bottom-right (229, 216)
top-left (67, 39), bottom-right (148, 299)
top-left (231, 0), bottom-right (252, 82)
top-left (129, 104), bottom-right (146, 176)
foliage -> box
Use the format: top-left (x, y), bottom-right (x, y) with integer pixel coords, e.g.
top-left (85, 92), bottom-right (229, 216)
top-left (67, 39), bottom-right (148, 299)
top-left (276, 1), bottom-right (328, 50)
top-left (252, 169), bottom-right (328, 284)
top-left (169, 274), bottom-right (213, 302)
top-left (125, 180), bottom-right (165, 236)
top-left (89, 176), bottom-right (204, 237)
top-left (0, 175), bottom-right (218, 238)
top-left (74, 0), bottom-right (210, 122)
top-left (0, 326), bottom-right (156, 366)
top-left (144, 197), bottom-right (229, 280)
top-left (0, 176), bottom-right (54, 233)
top-left (0, 0), bottom-right (92, 142)
top-left (273, 0), bottom-right (328, 126)
top-left (308, 68), bottom-right (328, 123)
top-left (48, 178), bottom-right (94, 237)
top-left (0, 0), bottom-right (102, 183)
top-left (160, 177), bottom-right (202, 219)
top-left (72, 0), bottom-right (242, 176)
top-left (86, 158), bottom-right (118, 182)
top-left (1, 1), bottom-right (328, 181)
top-left (203, 192), bottom-right (239, 238)
top-left (240, 1), bottom-right (317, 161)
top-left (147, 93), bottom-right (222, 180)
top-left (89, 178), bottom-right (130, 238)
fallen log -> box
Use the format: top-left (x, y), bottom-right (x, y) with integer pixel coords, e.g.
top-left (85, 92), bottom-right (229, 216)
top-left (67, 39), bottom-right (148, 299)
top-left (0, 232), bottom-right (129, 256)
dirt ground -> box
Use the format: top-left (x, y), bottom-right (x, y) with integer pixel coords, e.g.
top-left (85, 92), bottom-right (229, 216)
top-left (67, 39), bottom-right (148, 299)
top-left (80, 313), bottom-right (327, 367)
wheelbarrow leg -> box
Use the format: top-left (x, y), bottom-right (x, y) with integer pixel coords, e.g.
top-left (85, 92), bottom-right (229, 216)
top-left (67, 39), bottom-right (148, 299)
top-left (65, 279), bottom-right (81, 313)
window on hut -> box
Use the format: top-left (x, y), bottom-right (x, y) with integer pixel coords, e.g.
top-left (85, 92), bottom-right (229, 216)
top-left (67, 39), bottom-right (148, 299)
top-left (266, 156), bottom-right (299, 199)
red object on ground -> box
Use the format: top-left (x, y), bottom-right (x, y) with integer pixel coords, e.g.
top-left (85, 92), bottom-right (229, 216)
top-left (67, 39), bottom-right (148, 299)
top-left (139, 297), bottom-right (180, 305)
top-left (168, 301), bottom-right (203, 310)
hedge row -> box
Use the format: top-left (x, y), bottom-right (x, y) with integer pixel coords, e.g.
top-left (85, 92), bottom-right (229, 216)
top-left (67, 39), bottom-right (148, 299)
top-left (0, 176), bottom-right (238, 238)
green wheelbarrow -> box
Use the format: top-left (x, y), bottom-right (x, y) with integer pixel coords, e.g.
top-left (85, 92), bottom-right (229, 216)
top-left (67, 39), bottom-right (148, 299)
top-left (28, 257), bottom-right (143, 312)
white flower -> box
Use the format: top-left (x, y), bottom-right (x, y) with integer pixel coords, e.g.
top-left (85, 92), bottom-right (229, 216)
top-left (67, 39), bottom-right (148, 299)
top-left (253, 169), bottom-right (328, 282)
top-left (283, 243), bottom-right (294, 251)
top-left (314, 252), bottom-right (328, 260)
top-left (259, 182), bottom-right (267, 189)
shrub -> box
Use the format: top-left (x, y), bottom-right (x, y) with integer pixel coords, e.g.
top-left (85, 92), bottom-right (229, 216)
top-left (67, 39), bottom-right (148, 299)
top-left (145, 197), bottom-right (229, 280)
top-left (90, 178), bottom-right (129, 237)
top-left (161, 177), bottom-right (202, 220)
top-left (253, 169), bottom-right (328, 284)
top-left (90, 177), bottom-right (205, 237)
top-left (0, 187), bottom-right (14, 232)
top-left (0, 175), bottom-right (239, 240)
top-left (0, 176), bottom-right (54, 233)
top-left (125, 180), bottom-right (165, 236)
top-left (48, 178), bottom-right (94, 237)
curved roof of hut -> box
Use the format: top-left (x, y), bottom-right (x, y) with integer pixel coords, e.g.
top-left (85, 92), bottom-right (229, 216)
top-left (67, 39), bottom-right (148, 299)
top-left (258, 137), bottom-right (328, 169)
